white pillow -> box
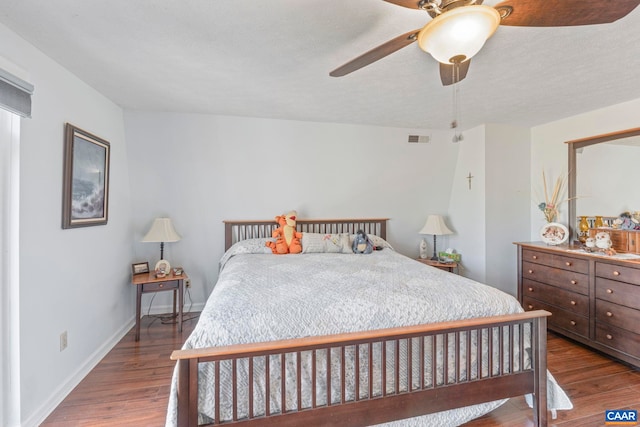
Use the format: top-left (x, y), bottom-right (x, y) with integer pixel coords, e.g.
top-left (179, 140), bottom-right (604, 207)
top-left (349, 234), bottom-right (395, 251)
top-left (301, 233), bottom-right (352, 253)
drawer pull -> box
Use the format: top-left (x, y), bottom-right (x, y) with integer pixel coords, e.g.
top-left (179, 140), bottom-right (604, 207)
top-left (570, 300), bottom-right (576, 305)
top-left (565, 261), bottom-right (572, 266)
top-left (606, 334), bottom-right (613, 340)
top-left (528, 287), bottom-right (534, 292)
top-left (606, 289), bottom-right (613, 294)
top-left (159, 284), bottom-right (164, 288)
top-left (570, 280), bottom-right (577, 285)
top-left (527, 304), bottom-right (533, 310)
top-left (613, 271), bottom-right (620, 276)
top-left (532, 255), bottom-right (538, 260)
top-left (606, 311), bottom-right (613, 317)
top-left (528, 269), bottom-right (533, 274)
top-left (570, 320), bottom-right (576, 326)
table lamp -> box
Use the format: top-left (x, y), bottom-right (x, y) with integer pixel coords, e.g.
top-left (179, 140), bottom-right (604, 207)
top-left (142, 217), bottom-right (181, 272)
top-left (419, 215), bottom-right (453, 261)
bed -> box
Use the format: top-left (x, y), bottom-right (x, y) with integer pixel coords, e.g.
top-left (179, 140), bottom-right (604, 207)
top-left (167, 218), bottom-right (569, 427)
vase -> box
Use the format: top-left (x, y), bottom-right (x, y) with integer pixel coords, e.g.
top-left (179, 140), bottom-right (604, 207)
top-left (578, 216), bottom-right (589, 243)
top-left (594, 215), bottom-right (604, 228)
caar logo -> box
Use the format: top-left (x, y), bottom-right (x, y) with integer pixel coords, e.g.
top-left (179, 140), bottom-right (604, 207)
top-left (606, 410), bottom-right (638, 425)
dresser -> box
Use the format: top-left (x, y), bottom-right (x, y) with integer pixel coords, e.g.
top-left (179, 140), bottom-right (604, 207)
top-left (516, 242), bottom-right (640, 368)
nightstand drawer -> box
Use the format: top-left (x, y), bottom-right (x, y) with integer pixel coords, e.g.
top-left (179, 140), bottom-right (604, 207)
top-left (142, 280), bottom-right (179, 292)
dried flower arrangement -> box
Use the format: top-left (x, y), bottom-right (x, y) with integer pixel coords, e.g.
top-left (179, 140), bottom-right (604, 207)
top-left (537, 170), bottom-right (569, 223)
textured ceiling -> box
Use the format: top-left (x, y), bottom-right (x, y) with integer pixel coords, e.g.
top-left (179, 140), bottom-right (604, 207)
top-left (1, 0), bottom-right (639, 130)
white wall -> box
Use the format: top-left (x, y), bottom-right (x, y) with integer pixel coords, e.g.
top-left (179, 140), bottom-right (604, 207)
top-left (448, 125), bottom-right (487, 283)
top-left (530, 98), bottom-right (640, 239)
top-left (124, 112), bottom-right (460, 304)
top-left (446, 124), bottom-right (530, 297)
top-left (0, 23), bottom-right (134, 426)
top-left (484, 124), bottom-right (531, 295)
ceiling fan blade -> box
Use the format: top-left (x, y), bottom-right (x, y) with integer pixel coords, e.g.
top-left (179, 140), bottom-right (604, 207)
top-left (330, 29), bottom-right (420, 77)
top-left (495, 0), bottom-right (640, 27)
top-left (382, 0), bottom-right (425, 9)
top-left (439, 60), bottom-right (470, 86)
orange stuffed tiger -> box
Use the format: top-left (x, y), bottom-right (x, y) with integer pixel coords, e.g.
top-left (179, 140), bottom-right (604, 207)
top-left (266, 210), bottom-right (302, 254)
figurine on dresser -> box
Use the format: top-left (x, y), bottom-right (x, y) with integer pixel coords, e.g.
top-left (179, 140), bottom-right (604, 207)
top-left (593, 231), bottom-right (616, 255)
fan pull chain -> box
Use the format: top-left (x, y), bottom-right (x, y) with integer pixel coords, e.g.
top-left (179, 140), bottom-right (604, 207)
top-left (451, 63), bottom-right (463, 143)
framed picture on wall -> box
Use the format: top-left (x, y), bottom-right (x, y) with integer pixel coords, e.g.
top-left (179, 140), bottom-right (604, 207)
top-left (62, 123), bottom-right (110, 228)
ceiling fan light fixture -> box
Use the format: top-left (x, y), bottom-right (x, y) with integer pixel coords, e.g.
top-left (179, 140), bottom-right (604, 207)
top-left (417, 5), bottom-right (500, 64)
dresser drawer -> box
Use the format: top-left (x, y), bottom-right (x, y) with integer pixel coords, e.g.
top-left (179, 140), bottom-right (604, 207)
top-left (522, 249), bottom-right (588, 272)
top-left (523, 297), bottom-right (589, 338)
top-left (629, 232), bottom-right (640, 254)
top-left (595, 262), bottom-right (640, 286)
top-left (142, 280), bottom-right (179, 292)
top-left (522, 278), bottom-right (588, 316)
top-left (596, 300), bottom-right (640, 335)
top-left (522, 261), bottom-right (589, 295)
top-left (610, 230), bottom-right (629, 253)
top-left (595, 323), bottom-right (640, 359)
top-left (521, 249), bottom-right (554, 266)
top-left (595, 277), bottom-right (640, 309)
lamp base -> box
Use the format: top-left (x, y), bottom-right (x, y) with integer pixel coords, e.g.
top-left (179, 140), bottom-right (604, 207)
top-left (431, 235), bottom-right (439, 261)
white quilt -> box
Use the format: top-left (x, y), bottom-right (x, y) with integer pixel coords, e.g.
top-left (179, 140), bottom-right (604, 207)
top-left (166, 239), bottom-right (571, 426)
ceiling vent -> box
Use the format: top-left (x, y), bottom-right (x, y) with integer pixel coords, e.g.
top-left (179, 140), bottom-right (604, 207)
top-left (408, 135), bottom-right (430, 143)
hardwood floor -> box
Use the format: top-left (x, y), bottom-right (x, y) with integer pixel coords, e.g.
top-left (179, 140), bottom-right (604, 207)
top-left (463, 332), bottom-right (640, 427)
top-left (42, 318), bottom-right (640, 427)
top-left (41, 313), bottom-right (199, 427)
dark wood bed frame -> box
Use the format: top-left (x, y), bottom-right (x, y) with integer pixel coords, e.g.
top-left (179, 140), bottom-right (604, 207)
top-left (171, 218), bottom-right (550, 426)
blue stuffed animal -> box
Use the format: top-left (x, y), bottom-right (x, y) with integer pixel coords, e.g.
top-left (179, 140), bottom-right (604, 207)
top-left (352, 230), bottom-right (374, 254)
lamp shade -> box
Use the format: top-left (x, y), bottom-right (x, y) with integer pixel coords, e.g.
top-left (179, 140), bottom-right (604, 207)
top-left (419, 215), bottom-right (453, 236)
top-left (417, 5), bottom-right (500, 64)
top-left (142, 218), bottom-right (181, 243)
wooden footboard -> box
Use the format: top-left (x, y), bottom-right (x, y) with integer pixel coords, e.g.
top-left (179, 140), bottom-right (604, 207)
top-left (171, 310), bottom-right (550, 427)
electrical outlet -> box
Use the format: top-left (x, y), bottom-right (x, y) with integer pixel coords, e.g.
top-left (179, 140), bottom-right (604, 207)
top-left (185, 279), bottom-right (191, 288)
top-left (60, 331), bottom-right (68, 352)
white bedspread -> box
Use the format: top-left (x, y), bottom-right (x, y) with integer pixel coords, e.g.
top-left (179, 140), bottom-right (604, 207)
top-left (166, 242), bottom-right (571, 426)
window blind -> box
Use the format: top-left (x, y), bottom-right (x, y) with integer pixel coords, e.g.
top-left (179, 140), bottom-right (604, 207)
top-left (0, 68), bottom-right (34, 118)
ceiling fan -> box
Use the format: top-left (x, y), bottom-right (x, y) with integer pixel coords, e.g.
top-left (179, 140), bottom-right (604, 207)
top-left (330, 0), bottom-right (640, 85)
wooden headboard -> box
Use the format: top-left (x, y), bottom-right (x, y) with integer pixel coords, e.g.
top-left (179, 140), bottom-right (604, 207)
top-left (223, 218), bottom-right (388, 251)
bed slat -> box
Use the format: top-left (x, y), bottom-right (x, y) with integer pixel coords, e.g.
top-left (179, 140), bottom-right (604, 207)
top-left (173, 311), bottom-right (550, 427)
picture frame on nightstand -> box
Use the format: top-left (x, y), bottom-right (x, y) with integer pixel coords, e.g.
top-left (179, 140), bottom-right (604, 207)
top-left (131, 261), bottom-right (149, 275)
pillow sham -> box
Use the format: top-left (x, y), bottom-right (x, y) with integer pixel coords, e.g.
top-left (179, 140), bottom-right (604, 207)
top-left (301, 233), bottom-right (352, 253)
top-left (350, 233), bottom-right (395, 251)
top-left (364, 234), bottom-right (394, 250)
top-left (219, 238), bottom-right (275, 270)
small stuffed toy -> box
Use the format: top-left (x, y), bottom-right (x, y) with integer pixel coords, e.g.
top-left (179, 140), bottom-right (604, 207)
top-left (595, 231), bottom-right (612, 250)
top-left (266, 210), bottom-right (302, 254)
top-left (352, 229), bottom-right (373, 254)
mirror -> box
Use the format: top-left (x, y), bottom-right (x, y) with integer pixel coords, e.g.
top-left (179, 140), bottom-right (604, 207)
top-left (567, 127), bottom-right (640, 243)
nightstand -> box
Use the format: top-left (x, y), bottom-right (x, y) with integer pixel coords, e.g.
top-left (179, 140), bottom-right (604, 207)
top-left (416, 258), bottom-right (458, 273)
top-left (131, 270), bottom-right (187, 341)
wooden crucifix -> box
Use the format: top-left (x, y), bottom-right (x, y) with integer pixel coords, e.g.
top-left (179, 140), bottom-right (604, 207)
top-left (467, 172), bottom-right (474, 190)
